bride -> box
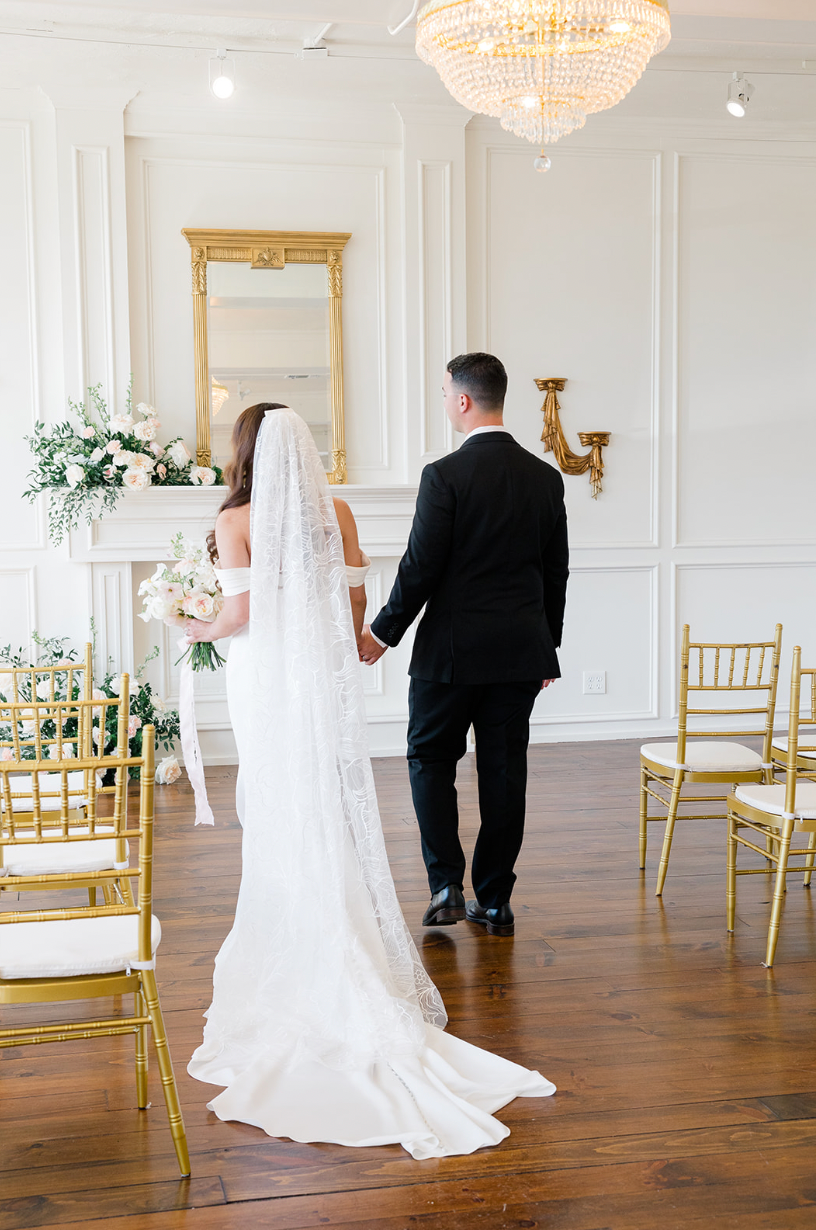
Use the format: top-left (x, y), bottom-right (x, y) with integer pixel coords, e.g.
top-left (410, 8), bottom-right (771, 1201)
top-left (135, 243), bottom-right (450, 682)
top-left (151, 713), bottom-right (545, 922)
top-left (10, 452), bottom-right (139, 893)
top-left (184, 403), bottom-right (555, 1159)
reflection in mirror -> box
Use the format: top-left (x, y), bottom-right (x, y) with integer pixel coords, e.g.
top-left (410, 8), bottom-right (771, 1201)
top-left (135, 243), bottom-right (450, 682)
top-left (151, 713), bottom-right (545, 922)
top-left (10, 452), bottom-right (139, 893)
top-left (206, 262), bottom-right (331, 470)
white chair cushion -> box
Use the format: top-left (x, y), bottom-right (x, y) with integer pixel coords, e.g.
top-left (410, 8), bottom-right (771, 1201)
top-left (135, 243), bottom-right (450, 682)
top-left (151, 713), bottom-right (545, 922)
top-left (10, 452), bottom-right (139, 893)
top-left (641, 741), bottom-right (762, 773)
top-left (0, 914), bottom-right (161, 980)
top-left (1, 827), bottom-right (127, 876)
top-left (772, 736), bottom-right (816, 763)
top-left (734, 782), bottom-right (816, 821)
top-left (0, 771), bottom-right (88, 813)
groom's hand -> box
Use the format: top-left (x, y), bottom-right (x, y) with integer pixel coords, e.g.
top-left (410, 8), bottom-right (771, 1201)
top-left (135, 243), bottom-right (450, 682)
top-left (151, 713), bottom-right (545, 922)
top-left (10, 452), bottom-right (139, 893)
top-left (359, 626), bottom-right (387, 665)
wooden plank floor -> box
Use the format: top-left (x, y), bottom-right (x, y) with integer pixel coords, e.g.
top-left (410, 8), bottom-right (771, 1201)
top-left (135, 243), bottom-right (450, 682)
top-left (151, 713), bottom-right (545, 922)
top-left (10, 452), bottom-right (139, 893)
top-left (4, 738), bottom-right (816, 1229)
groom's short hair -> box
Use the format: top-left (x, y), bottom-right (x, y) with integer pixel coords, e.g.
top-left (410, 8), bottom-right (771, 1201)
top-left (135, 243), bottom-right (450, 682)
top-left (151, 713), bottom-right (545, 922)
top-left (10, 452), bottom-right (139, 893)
top-left (447, 353), bottom-right (507, 410)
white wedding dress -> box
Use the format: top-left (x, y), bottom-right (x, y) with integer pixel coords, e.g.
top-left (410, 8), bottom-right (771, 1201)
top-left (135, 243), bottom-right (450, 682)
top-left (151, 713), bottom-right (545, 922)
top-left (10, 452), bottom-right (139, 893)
top-left (187, 408), bottom-right (555, 1159)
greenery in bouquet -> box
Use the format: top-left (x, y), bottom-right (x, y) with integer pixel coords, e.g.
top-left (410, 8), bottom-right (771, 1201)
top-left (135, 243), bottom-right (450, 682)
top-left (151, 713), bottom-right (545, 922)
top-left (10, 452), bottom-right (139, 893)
top-left (0, 633), bottom-right (182, 785)
top-left (138, 533), bottom-right (226, 672)
top-left (24, 382), bottom-right (223, 546)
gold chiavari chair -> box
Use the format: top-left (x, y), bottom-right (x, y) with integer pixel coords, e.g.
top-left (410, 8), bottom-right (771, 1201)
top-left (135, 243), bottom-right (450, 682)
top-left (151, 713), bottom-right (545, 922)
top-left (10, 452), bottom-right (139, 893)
top-left (0, 698), bottom-right (190, 1177)
top-left (727, 648), bottom-right (816, 967)
top-left (640, 623), bottom-right (782, 895)
top-left (770, 664), bottom-right (816, 782)
top-left (0, 645), bottom-right (132, 907)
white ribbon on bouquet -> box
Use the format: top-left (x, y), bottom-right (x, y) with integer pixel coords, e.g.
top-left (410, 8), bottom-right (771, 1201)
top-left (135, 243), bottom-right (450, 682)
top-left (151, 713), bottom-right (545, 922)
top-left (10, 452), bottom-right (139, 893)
top-left (177, 638), bottom-right (214, 826)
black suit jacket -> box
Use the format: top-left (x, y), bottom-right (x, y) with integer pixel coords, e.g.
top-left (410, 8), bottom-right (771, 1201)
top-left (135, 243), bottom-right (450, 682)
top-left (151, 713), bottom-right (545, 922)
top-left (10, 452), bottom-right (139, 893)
top-left (370, 433), bottom-right (569, 685)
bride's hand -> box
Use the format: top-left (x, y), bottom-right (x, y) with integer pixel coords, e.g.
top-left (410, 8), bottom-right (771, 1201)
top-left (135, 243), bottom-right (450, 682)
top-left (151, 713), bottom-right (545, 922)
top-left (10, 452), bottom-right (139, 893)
top-left (185, 619), bottom-right (215, 644)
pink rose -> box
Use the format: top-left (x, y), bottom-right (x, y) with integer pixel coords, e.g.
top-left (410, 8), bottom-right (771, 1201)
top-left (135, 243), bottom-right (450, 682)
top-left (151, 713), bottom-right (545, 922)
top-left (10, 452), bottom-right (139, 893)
top-left (106, 439), bottom-right (122, 455)
top-left (128, 715), bottom-right (142, 737)
top-left (182, 591), bottom-right (215, 620)
top-left (157, 463), bottom-right (167, 478)
top-left (150, 442), bottom-right (164, 457)
top-left (81, 425), bottom-right (95, 439)
top-left (134, 419), bottom-right (158, 441)
top-left (1, 747), bottom-right (13, 761)
top-left (103, 465), bottom-right (116, 479)
top-left (122, 469), bottom-right (151, 491)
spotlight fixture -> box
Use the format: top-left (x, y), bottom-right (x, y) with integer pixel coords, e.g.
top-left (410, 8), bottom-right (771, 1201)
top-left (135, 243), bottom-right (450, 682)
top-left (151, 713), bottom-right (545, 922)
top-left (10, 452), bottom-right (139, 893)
top-left (726, 72), bottom-right (753, 118)
top-left (210, 49), bottom-right (235, 99)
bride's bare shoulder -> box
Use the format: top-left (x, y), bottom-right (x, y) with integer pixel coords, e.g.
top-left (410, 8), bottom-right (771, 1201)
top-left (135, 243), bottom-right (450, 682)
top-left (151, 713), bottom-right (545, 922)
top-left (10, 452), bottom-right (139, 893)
top-left (215, 504), bottom-right (250, 567)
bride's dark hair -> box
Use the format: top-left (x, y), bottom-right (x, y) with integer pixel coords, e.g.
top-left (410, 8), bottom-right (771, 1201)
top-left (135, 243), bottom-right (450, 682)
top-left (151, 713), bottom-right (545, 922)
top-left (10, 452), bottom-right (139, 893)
top-left (206, 402), bottom-right (288, 564)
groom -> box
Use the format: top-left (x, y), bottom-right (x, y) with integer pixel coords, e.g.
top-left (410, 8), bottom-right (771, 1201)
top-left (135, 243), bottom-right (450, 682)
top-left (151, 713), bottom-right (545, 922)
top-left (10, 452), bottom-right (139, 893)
top-left (359, 353), bottom-right (569, 937)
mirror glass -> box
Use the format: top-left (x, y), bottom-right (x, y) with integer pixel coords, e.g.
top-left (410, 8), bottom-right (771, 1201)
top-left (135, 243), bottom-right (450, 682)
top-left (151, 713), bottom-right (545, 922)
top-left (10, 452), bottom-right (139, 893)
top-left (206, 261), bottom-right (331, 470)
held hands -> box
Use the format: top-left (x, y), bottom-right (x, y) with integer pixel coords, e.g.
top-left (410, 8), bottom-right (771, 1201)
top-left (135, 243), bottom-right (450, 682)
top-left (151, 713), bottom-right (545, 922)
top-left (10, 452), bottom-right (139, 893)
top-left (359, 625), bottom-right (387, 666)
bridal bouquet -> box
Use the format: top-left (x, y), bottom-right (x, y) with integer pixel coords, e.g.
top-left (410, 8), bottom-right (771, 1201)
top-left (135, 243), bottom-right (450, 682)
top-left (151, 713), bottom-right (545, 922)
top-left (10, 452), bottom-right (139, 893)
top-left (138, 532), bottom-right (225, 672)
top-left (24, 383), bottom-right (222, 545)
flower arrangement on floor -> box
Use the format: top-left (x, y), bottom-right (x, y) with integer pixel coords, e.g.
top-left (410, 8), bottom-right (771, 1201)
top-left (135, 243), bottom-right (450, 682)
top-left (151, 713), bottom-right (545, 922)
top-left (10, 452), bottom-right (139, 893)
top-left (0, 633), bottom-right (182, 785)
top-left (138, 532), bottom-right (225, 673)
top-left (24, 383), bottom-right (223, 545)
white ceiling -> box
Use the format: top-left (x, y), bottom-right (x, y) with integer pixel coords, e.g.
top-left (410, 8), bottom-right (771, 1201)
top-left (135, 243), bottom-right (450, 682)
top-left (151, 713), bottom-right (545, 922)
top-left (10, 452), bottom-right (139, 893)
top-left (1, 1), bottom-right (814, 121)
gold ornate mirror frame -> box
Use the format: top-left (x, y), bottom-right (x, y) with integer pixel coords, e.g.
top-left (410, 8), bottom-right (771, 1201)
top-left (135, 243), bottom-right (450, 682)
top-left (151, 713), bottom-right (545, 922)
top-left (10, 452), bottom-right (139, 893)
top-left (182, 228), bottom-right (351, 483)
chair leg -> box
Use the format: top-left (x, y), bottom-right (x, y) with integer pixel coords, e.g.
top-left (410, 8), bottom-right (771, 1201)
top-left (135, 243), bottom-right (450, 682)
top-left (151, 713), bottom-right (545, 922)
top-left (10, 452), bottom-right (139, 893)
top-left (88, 887), bottom-right (97, 907)
top-left (638, 767), bottom-right (649, 869)
top-left (135, 988), bottom-right (149, 1109)
top-left (726, 811), bottom-right (738, 932)
top-left (655, 771), bottom-right (684, 896)
top-left (763, 821), bottom-right (793, 968)
top-left (141, 969), bottom-right (191, 1177)
top-left (804, 832), bottom-right (816, 889)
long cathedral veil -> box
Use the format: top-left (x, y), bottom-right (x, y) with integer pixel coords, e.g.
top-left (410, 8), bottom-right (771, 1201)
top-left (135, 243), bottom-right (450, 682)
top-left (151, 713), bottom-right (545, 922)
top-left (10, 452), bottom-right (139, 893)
top-left (189, 408), bottom-right (555, 1157)
top-left (191, 408), bottom-right (445, 1080)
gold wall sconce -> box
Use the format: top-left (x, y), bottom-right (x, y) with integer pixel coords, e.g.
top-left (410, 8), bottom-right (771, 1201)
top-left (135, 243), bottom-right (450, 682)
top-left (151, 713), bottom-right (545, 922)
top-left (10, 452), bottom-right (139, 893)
top-left (534, 378), bottom-right (610, 499)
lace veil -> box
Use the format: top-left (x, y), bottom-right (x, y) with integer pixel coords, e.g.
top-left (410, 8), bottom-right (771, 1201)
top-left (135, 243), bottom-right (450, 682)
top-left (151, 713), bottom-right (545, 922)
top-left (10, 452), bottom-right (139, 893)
top-left (197, 408), bottom-right (446, 1078)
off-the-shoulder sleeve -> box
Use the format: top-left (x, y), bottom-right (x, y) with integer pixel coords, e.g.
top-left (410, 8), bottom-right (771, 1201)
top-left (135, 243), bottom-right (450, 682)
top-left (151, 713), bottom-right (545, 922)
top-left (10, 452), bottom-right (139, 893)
top-left (346, 552), bottom-right (371, 588)
top-left (215, 567), bottom-right (251, 596)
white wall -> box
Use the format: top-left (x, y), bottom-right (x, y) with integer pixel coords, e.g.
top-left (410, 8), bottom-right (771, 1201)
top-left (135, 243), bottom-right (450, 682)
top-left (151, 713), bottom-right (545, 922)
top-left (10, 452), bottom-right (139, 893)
top-left (2, 53), bottom-right (815, 758)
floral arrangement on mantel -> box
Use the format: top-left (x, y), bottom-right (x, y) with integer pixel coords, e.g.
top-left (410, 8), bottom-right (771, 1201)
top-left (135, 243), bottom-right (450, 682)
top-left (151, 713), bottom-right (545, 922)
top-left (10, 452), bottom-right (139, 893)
top-left (0, 633), bottom-right (182, 785)
top-left (24, 384), bottom-right (223, 546)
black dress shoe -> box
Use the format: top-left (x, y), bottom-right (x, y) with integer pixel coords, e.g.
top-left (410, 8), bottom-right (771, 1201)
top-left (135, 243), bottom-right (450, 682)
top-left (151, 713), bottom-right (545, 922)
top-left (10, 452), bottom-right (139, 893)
top-left (422, 885), bottom-right (466, 927)
top-left (465, 900), bottom-right (515, 937)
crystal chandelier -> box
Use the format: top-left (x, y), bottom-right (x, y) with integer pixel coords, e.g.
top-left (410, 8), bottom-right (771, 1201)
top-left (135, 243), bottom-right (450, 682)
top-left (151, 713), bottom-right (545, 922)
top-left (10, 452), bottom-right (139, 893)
top-left (416, 1), bottom-right (671, 148)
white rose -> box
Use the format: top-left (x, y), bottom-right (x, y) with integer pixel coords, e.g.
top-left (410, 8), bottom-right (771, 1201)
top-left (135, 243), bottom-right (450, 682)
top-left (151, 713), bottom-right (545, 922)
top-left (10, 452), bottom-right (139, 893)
top-left (156, 755), bottom-right (182, 785)
top-left (122, 468), bottom-right (151, 491)
top-left (81, 425), bottom-right (96, 439)
top-left (114, 449), bottom-right (135, 467)
top-left (189, 466), bottom-right (217, 486)
top-left (149, 442), bottom-right (164, 457)
top-left (168, 441), bottom-right (192, 468)
top-left (129, 452), bottom-right (155, 472)
top-left (36, 680), bottom-right (53, 699)
top-left (103, 465), bottom-right (117, 479)
top-left (1, 747), bottom-right (14, 761)
top-left (153, 695), bottom-right (168, 714)
top-left (0, 672), bottom-right (14, 698)
top-left (109, 414), bottom-right (134, 432)
top-left (65, 464), bottom-right (85, 488)
top-left (136, 402), bottom-right (159, 418)
top-left (134, 419), bottom-right (158, 441)
top-left (89, 447), bottom-right (105, 462)
top-left (106, 439), bottom-right (122, 455)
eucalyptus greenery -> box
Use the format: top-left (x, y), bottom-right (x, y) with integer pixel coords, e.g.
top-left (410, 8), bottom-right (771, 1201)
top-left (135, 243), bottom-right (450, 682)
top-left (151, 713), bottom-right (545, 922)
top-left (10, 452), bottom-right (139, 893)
top-left (24, 382), bottom-right (222, 546)
top-left (0, 633), bottom-right (180, 782)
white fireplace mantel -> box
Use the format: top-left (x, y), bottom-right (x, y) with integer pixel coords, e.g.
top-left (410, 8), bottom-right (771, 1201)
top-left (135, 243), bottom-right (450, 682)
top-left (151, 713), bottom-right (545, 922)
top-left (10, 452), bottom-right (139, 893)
top-left (67, 485), bottom-right (420, 563)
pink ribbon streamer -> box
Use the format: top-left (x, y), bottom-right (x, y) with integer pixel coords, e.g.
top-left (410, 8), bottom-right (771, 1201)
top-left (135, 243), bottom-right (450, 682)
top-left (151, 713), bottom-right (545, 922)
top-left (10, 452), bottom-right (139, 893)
top-left (178, 642), bottom-right (214, 827)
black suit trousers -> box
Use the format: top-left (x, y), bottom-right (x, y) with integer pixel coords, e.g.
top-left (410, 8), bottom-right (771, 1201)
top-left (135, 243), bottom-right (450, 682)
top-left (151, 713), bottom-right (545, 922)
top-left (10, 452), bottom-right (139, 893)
top-left (407, 677), bottom-right (541, 908)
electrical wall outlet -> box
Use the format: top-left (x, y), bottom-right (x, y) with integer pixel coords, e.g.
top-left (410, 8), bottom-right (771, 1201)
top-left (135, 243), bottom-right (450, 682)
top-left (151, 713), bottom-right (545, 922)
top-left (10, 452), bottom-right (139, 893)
top-left (583, 671), bottom-right (607, 695)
